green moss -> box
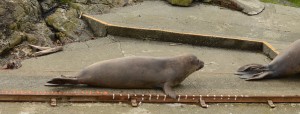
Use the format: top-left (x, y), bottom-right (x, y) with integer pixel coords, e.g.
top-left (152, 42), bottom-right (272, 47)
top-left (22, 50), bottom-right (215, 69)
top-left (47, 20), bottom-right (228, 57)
top-left (260, 0), bottom-right (279, 4)
top-left (167, 0), bottom-right (193, 6)
top-left (57, 0), bottom-right (72, 4)
top-left (69, 3), bottom-right (81, 10)
top-left (287, 0), bottom-right (300, 7)
top-left (260, 0), bottom-right (300, 7)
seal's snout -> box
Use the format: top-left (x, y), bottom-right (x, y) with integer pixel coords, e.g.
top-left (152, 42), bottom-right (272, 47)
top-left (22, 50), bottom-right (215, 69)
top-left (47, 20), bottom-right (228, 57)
top-left (197, 59), bottom-right (204, 70)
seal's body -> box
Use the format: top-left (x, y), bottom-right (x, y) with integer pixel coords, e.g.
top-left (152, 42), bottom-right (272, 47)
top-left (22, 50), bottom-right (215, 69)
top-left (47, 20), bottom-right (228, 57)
top-left (236, 39), bottom-right (300, 80)
top-left (46, 54), bottom-right (204, 98)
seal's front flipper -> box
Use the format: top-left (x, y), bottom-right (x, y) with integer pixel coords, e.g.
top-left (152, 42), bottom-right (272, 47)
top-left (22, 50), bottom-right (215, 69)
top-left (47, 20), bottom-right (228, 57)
top-left (46, 77), bottom-right (79, 86)
top-left (163, 83), bottom-right (177, 99)
top-left (236, 64), bottom-right (266, 74)
top-left (245, 72), bottom-right (272, 81)
top-left (235, 64), bottom-right (270, 80)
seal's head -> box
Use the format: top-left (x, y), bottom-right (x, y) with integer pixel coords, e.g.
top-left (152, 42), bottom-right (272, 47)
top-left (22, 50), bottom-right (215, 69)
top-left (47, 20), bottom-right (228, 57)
top-left (179, 54), bottom-right (204, 74)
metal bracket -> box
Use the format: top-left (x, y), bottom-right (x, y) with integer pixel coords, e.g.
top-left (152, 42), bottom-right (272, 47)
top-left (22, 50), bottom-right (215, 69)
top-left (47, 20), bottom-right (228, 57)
top-left (267, 100), bottom-right (276, 108)
top-left (50, 98), bottom-right (57, 107)
top-left (199, 99), bottom-right (208, 108)
top-left (131, 99), bottom-right (138, 107)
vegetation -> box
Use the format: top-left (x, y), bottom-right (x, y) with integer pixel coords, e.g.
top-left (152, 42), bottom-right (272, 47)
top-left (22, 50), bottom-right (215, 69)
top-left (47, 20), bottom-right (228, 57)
top-left (260, 0), bottom-right (300, 7)
top-left (287, 0), bottom-right (300, 7)
top-left (56, 0), bottom-right (72, 4)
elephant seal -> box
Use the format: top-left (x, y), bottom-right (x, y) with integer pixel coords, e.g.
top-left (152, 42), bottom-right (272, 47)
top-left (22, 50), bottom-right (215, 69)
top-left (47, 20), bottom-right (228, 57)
top-left (46, 54), bottom-right (204, 98)
top-left (236, 39), bottom-right (300, 81)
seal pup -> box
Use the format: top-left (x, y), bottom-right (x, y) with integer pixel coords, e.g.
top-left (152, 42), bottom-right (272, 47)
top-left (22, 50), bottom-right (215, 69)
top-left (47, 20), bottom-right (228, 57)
top-left (236, 39), bottom-right (300, 81)
top-left (46, 54), bottom-right (204, 98)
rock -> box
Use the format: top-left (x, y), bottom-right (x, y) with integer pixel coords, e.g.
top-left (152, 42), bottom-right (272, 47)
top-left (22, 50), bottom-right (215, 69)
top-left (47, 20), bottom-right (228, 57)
top-left (73, 3), bottom-right (111, 15)
top-left (167, 0), bottom-right (193, 6)
top-left (0, 31), bottom-right (25, 55)
top-left (0, 0), bottom-right (54, 57)
top-left (232, 0), bottom-right (265, 15)
top-left (45, 8), bottom-right (93, 43)
top-left (40, 0), bottom-right (58, 13)
top-left (203, 0), bottom-right (212, 3)
top-left (211, 0), bottom-right (265, 15)
top-left (73, 0), bottom-right (88, 4)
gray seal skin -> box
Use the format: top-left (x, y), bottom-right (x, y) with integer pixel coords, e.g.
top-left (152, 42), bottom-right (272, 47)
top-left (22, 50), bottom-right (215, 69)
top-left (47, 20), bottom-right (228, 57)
top-left (46, 54), bottom-right (204, 98)
top-left (236, 39), bottom-right (300, 81)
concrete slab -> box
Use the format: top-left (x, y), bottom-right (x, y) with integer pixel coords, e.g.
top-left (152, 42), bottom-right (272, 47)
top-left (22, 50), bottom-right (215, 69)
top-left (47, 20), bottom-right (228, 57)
top-left (90, 1), bottom-right (300, 52)
top-left (2, 36), bottom-right (300, 97)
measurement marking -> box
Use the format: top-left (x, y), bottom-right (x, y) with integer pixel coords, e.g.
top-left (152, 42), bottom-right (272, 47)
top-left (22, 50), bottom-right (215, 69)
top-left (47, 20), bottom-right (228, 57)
top-left (178, 95), bottom-right (181, 101)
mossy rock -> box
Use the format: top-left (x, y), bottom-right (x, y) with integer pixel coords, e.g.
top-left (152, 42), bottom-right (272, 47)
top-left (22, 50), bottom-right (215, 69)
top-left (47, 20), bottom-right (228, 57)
top-left (25, 34), bottom-right (38, 44)
top-left (0, 32), bottom-right (25, 55)
top-left (167, 0), bottom-right (193, 6)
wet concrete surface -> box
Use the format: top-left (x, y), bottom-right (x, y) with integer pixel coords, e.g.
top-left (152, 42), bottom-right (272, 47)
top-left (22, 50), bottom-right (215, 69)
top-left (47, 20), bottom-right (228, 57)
top-left (92, 1), bottom-right (300, 52)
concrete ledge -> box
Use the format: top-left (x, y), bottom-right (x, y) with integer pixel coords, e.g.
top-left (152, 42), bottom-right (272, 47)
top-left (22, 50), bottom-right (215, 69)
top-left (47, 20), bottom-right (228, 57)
top-left (82, 14), bottom-right (279, 59)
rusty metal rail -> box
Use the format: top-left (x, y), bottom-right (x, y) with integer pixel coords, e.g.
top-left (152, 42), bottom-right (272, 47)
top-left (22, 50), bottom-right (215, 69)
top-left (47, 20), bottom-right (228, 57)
top-left (0, 91), bottom-right (300, 107)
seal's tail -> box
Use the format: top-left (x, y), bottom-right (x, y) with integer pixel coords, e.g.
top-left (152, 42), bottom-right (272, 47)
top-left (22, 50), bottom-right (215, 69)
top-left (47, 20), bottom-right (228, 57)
top-left (235, 64), bottom-right (271, 80)
top-left (45, 75), bottom-right (79, 86)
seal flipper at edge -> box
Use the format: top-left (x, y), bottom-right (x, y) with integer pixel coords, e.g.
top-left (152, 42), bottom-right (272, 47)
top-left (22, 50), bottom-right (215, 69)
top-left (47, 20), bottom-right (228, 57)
top-left (235, 64), bottom-right (270, 80)
top-left (163, 82), bottom-right (177, 99)
top-left (45, 77), bottom-right (79, 86)
top-left (245, 72), bottom-right (273, 81)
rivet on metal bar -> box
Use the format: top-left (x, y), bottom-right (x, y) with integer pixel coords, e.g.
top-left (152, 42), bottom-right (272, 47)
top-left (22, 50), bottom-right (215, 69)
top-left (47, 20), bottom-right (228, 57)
top-left (221, 95), bottom-right (223, 99)
top-left (156, 95), bottom-right (159, 100)
top-left (164, 95), bottom-right (167, 101)
top-left (50, 98), bottom-right (57, 107)
top-left (120, 94), bottom-right (122, 97)
top-left (193, 95), bottom-right (195, 100)
top-left (199, 99), bottom-right (208, 108)
top-left (214, 95), bottom-right (216, 100)
top-left (177, 95), bottom-right (181, 101)
top-left (131, 99), bottom-right (138, 107)
top-left (267, 100), bottom-right (276, 108)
